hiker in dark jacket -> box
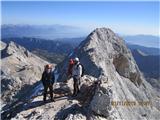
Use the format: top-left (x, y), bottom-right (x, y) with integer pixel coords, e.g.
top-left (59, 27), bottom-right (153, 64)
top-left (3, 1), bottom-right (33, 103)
top-left (41, 64), bottom-right (55, 102)
top-left (72, 57), bottom-right (82, 97)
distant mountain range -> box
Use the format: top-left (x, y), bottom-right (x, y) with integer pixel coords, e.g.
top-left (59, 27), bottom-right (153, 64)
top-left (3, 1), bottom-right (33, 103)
top-left (2, 24), bottom-right (159, 49)
top-left (127, 44), bottom-right (160, 55)
top-left (124, 35), bottom-right (159, 48)
top-left (2, 37), bottom-right (84, 54)
top-left (127, 44), bottom-right (160, 79)
top-left (1, 24), bottom-right (88, 39)
top-left (132, 49), bottom-right (160, 79)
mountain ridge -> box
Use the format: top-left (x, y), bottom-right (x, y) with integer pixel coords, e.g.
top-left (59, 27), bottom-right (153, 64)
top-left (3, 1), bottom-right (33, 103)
top-left (1, 24), bottom-right (87, 39)
top-left (56, 27), bottom-right (160, 119)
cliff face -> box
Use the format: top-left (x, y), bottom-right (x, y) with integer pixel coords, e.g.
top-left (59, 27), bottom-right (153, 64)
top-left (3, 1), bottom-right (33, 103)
top-left (77, 28), bottom-right (142, 85)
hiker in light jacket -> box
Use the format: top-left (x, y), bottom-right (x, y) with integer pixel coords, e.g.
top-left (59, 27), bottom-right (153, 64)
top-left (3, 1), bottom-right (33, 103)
top-left (72, 57), bottom-right (82, 96)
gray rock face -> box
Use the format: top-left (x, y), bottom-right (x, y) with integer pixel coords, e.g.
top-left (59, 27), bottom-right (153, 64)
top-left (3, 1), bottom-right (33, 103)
top-left (1, 41), bottom-right (49, 106)
top-left (57, 28), bottom-right (160, 119)
top-left (65, 113), bottom-right (87, 120)
top-left (90, 85), bottom-right (113, 118)
top-left (77, 28), bottom-right (142, 86)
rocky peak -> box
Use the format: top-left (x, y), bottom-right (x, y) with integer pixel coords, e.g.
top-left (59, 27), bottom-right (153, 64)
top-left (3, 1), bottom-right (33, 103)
top-left (56, 27), bottom-right (160, 119)
top-left (1, 41), bottom-right (49, 109)
top-left (2, 41), bottom-right (31, 59)
top-left (75, 28), bottom-right (142, 86)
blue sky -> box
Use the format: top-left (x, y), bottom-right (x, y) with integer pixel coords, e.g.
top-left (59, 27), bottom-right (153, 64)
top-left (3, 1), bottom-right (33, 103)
top-left (1, 1), bottom-right (159, 35)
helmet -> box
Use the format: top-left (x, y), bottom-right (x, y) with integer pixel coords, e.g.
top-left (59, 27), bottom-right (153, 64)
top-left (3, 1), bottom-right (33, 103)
top-left (74, 57), bottom-right (79, 62)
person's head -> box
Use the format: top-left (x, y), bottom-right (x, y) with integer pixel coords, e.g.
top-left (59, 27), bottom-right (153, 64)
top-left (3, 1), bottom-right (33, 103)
top-left (74, 57), bottom-right (79, 64)
top-left (45, 64), bottom-right (52, 73)
top-left (69, 59), bottom-right (74, 65)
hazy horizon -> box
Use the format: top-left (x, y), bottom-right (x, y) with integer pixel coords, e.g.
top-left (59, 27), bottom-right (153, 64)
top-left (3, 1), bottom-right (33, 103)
top-left (2, 1), bottom-right (159, 36)
top-left (2, 24), bottom-right (160, 37)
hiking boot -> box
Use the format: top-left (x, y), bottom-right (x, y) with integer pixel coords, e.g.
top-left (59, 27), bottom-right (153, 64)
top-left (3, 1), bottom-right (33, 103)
top-left (43, 98), bottom-right (46, 102)
top-left (51, 98), bottom-right (55, 102)
top-left (72, 93), bottom-right (77, 97)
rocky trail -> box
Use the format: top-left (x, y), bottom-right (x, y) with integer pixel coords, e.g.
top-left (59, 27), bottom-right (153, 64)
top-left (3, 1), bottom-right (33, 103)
top-left (2, 75), bottom-right (101, 120)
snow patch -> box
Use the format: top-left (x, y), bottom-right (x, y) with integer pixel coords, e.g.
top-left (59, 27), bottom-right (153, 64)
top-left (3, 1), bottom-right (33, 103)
top-left (30, 83), bottom-right (43, 99)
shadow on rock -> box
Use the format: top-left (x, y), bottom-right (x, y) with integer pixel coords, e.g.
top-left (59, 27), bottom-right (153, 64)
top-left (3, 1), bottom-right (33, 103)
top-left (54, 104), bottom-right (86, 120)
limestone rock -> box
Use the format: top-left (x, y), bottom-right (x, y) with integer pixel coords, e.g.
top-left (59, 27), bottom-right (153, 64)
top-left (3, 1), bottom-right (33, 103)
top-left (1, 41), bottom-right (50, 107)
top-left (56, 28), bottom-right (160, 120)
top-left (65, 113), bottom-right (87, 120)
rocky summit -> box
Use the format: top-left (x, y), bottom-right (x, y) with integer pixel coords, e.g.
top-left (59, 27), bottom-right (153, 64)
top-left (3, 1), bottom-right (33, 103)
top-left (1, 28), bottom-right (160, 120)
top-left (57, 28), bottom-right (160, 120)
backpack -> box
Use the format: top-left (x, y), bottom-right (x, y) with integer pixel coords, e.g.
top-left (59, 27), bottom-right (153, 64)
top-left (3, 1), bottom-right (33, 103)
top-left (77, 63), bottom-right (85, 77)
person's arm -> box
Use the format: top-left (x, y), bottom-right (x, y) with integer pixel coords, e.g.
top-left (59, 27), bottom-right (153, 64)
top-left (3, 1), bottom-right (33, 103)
top-left (77, 65), bottom-right (82, 78)
top-left (41, 72), bottom-right (45, 85)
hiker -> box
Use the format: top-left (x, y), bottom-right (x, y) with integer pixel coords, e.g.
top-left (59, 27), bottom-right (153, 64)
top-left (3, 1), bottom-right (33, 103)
top-left (41, 64), bottom-right (55, 102)
top-left (72, 57), bottom-right (82, 96)
top-left (67, 58), bottom-right (74, 78)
